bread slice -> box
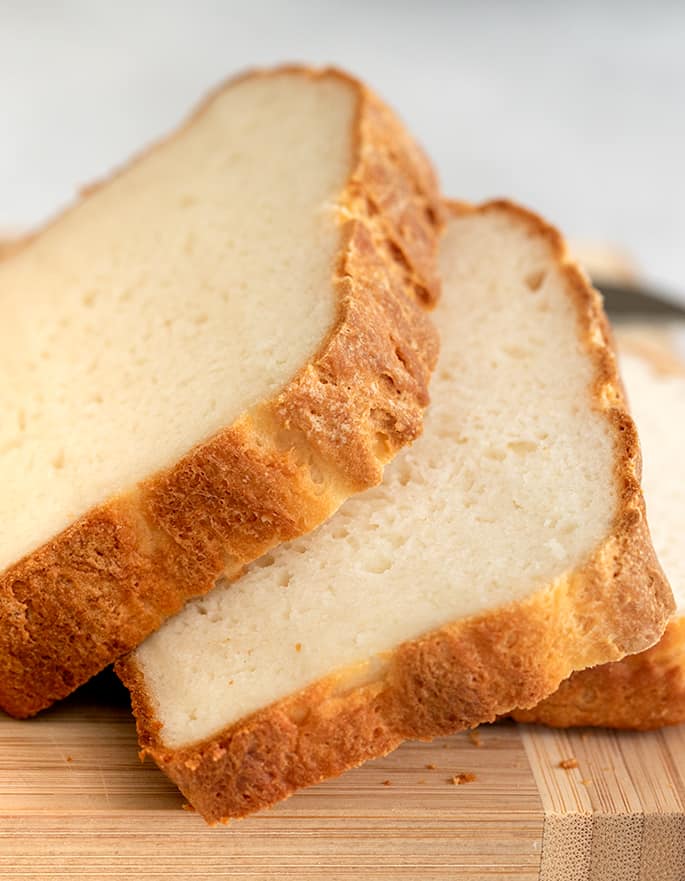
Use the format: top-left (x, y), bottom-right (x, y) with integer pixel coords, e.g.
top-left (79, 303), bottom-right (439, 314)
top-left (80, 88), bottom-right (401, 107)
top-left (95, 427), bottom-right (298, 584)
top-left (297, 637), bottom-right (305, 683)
top-left (514, 329), bottom-right (685, 729)
top-left (0, 66), bottom-right (442, 718)
top-left (117, 200), bottom-right (673, 823)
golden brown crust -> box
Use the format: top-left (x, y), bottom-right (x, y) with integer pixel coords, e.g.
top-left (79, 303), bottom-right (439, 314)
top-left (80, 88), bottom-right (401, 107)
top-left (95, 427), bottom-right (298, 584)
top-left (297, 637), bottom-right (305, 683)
top-left (512, 616), bottom-right (685, 730)
top-left (0, 66), bottom-right (443, 718)
top-left (513, 332), bottom-right (685, 731)
top-left (116, 200), bottom-right (673, 824)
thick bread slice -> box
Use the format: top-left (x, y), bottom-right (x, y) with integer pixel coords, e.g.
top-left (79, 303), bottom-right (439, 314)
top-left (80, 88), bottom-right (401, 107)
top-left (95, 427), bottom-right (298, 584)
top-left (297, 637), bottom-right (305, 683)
top-left (117, 201), bottom-right (673, 823)
top-left (514, 330), bottom-right (685, 729)
top-left (0, 66), bottom-right (442, 717)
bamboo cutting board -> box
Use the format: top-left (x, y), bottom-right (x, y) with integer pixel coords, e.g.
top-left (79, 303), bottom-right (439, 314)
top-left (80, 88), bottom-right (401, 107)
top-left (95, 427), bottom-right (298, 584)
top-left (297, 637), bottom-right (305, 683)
top-left (0, 672), bottom-right (683, 881)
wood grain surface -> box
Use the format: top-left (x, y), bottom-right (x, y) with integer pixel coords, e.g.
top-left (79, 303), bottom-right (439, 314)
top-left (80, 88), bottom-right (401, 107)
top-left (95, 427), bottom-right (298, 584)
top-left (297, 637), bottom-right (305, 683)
top-left (0, 672), bottom-right (683, 881)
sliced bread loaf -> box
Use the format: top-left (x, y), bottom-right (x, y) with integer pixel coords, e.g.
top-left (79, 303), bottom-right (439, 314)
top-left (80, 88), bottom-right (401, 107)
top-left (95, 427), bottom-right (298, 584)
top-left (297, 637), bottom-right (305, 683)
top-left (117, 201), bottom-right (672, 823)
top-left (0, 66), bottom-right (442, 717)
top-left (514, 329), bottom-right (685, 729)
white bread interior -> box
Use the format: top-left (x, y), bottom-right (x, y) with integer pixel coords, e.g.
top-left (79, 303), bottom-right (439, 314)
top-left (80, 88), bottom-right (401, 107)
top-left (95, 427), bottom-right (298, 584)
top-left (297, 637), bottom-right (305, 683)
top-left (510, 333), bottom-right (685, 731)
top-left (133, 205), bottom-right (621, 749)
top-left (618, 344), bottom-right (685, 612)
top-left (0, 73), bottom-right (355, 572)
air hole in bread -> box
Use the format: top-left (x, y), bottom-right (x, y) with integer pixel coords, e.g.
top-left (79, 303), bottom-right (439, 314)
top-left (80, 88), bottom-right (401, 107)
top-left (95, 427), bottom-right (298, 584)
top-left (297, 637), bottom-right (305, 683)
top-left (507, 441), bottom-right (538, 455)
top-left (525, 269), bottom-right (546, 291)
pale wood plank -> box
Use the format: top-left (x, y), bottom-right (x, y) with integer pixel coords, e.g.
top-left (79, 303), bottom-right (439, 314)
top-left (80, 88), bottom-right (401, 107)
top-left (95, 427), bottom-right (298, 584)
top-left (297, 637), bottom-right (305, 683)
top-left (1, 674), bottom-right (684, 879)
top-left (0, 678), bottom-right (542, 880)
top-left (521, 725), bottom-right (685, 881)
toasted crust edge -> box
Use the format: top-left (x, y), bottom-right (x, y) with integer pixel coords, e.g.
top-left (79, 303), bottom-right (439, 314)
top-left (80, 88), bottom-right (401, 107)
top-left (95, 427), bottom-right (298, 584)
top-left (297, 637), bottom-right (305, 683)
top-left (514, 332), bottom-right (685, 730)
top-left (512, 616), bottom-right (685, 730)
top-left (116, 199), bottom-right (674, 823)
top-left (0, 65), bottom-right (443, 717)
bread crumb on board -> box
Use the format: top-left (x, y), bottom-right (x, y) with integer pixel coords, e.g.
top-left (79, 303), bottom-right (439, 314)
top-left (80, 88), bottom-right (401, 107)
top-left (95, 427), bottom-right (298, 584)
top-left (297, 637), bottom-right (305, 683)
top-left (450, 772), bottom-right (477, 785)
top-left (381, 779), bottom-right (392, 786)
top-left (425, 763), bottom-right (436, 770)
top-left (467, 729), bottom-right (483, 748)
top-left (559, 757), bottom-right (579, 770)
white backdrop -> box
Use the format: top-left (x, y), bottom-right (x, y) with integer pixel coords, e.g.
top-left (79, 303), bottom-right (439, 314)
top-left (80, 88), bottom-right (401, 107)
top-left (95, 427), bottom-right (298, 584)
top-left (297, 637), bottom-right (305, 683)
top-left (1, 0), bottom-right (684, 295)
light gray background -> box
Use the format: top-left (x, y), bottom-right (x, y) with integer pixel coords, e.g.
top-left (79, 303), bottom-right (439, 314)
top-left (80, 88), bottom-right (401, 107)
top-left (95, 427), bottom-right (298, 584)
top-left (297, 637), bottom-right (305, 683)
top-left (1, 0), bottom-right (684, 293)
